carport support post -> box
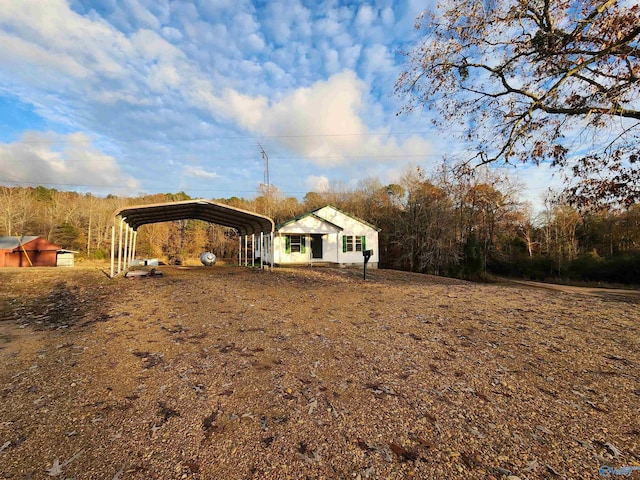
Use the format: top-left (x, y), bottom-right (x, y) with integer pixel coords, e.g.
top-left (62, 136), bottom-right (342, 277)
top-left (130, 230), bottom-right (137, 266)
top-left (127, 226), bottom-right (133, 268)
top-left (238, 236), bottom-right (241, 266)
top-left (271, 232), bottom-right (274, 270)
top-left (260, 232), bottom-right (264, 270)
top-left (251, 234), bottom-right (255, 267)
top-left (110, 224), bottom-right (115, 278)
top-left (244, 235), bottom-right (248, 266)
top-left (127, 227), bottom-right (133, 268)
top-left (117, 218), bottom-right (124, 274)
top-left (122, 225), bottom-right (129, 271)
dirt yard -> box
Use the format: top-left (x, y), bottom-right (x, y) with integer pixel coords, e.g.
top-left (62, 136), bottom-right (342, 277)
top-left (1, 265), bottom-right (639, 479)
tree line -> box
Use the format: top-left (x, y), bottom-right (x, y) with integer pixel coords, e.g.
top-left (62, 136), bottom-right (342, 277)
top-left (1, 166), bottom-right (639, 284)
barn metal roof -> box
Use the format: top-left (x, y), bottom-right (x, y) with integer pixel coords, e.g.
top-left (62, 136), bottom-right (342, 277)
top-left (114, 199), bottom-right (274, 235)
top-left (0, 236), bottom-right (39, 250)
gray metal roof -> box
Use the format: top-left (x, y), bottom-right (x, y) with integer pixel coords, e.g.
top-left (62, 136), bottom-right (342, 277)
top-left (0, 236), bottom-right (39, 250)
top-left (114, 199), bottom-right (274, 236)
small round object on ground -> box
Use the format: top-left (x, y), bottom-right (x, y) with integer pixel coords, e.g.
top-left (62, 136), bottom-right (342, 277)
top-left (200, 252), bottom-right (216, 266)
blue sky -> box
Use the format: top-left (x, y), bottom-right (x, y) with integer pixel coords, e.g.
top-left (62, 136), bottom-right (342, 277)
top-left (0, 0), bottom-right (560, 204)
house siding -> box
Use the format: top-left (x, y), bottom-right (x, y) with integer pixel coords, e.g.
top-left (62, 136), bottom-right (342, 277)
top-left (313, 206), bottom-right (379, 267)
top-left (272, 206), bottom-right (379, 267)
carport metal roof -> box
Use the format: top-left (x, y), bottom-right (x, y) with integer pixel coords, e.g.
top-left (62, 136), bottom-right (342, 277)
top-left (115, 199), bottom-right (274, 235)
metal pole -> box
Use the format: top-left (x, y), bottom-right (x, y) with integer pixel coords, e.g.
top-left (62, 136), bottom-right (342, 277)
top-left (132, 230), bottom-right (137, 263)
top-left (260, 232), bottom-right (264, 270)
top-left (238, 236), bottom-right (241, 266)
top-left (127, 227), bottom-right (132, 268)
top-left (271, 232), bottom-right (274, 270)
top-left (251, 234), bottom-right (255, 267)
top-left (110, 224), bottom-right (115, 278)
top-left (126, 227), bottom-right (130, 268)
top-left (123, 225), bottom-right (129, 271)
top-left (117, 218), bottom-right (124, 274)
top-left (244, 235), bottom-right (248, 266)
top-left (130, 230), bottom-right (136, 266)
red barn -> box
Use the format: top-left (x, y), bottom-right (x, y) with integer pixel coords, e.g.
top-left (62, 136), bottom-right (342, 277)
top-left (0, 236), bottom-right (62, 267)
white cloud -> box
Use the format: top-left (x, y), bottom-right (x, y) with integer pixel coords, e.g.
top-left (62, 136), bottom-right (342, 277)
top-left (218, 89), bottom-right (268, 131)
top-left (182, 166), bottom-right (219, 179)
top-left (341, 44), bottom-right (362, 69)
top-left (361, 43), bottom-right (395, 83)
top-left (214, 70), bottom-right (434, 168)
top-left (0, 0), bottom-right (130, 80)
top-left (0, 132), bottom-right (138, 190)
top-left (323, 48), bottom-right (341, 75)
top-left (305, 175), bottom-right (330, 192)
top-left (355, 4), bottom-right (377, 29)
top-left (381, 7), bottom-right (395, 26)
top-left (0, 32), bottom-right (92, 79)
top-left (517, 163), bottom-right (564, 213)
top-left (315, 16), bottom-right (342, 37)
top-left (126, 0), bottom-right (162, 30)
top-left (147, 64), bottom-right (182, 92)
top-left (0, 1), bottom-right (446, 198)
top-left (161, 26), bottom-right (183, 42)
top-left (131, 29), bottom-right (185, 63)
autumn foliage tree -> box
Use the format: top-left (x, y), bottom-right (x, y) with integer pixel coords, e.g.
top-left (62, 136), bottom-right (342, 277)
top-left (397, 0), bottom-right (640, 208)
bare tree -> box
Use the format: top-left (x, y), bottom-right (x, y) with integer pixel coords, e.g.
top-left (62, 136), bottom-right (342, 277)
top-left (0, 187), bottom-right (33, 236)
top-left (397, 0), bottom-right (640, 207)
top-left (397, 166), bottom-right (458, 274)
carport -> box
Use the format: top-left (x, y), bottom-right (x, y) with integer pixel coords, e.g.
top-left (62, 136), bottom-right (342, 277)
top-left (110, 199), bottom-right (274, 277)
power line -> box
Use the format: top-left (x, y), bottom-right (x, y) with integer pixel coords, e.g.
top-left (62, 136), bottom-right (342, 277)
top-left (0, 152), bottom-right (447, 167)
top-left (1, 130), bottom-right (446, 146)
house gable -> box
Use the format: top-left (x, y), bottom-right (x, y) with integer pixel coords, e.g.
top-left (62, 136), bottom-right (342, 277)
top-left (313, 205), bottom-right (379, 235)
top-left (271, 205), bottom-right (380, 267)
top-left (277, 213), bottom-right (342, 234)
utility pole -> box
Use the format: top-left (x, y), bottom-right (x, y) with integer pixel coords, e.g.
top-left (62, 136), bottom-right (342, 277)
top-left (258, 144), bottom-right (271, 217)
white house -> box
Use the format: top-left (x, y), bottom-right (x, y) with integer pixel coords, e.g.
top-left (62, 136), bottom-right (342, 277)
top-left (267, 205), bottom-right (380, 268)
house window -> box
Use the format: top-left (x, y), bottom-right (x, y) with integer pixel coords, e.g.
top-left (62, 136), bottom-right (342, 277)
top-left (343, 235), bottom-right (366, 253)
top-left (286, 235), bottom-right (305, 254)
top-left (345, 235), bottom-right (353, 252)
top-left (355, 236), bottom-right (362, 252)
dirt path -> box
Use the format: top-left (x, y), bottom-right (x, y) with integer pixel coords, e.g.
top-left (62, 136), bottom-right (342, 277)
top-left (502, 278), bottom-right (640, 302)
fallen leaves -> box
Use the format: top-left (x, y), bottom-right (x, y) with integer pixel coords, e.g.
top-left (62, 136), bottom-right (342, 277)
top-left (364, 382), bottom-right (398, 397)
top-left (131, 351), bottom-right (164, 369)
top-left (45, 450), bottom-right (84, 477)
top-left (202, 407), bottom-right (220, 439)
top-left (1, 266), bottom-right (639, 479)
top-left (389, 443), bottom-right (419, 462)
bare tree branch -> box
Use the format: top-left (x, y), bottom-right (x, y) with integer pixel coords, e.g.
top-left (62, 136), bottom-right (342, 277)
top-left (396, 0), bottom-right (640, 206)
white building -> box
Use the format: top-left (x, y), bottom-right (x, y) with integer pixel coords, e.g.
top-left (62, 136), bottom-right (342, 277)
top-left (267, 205), bottom-right (380, 268)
